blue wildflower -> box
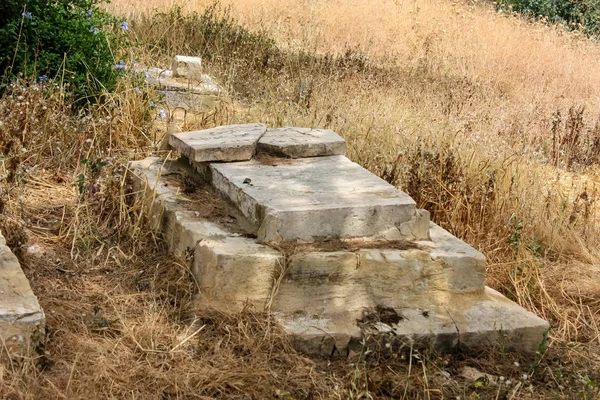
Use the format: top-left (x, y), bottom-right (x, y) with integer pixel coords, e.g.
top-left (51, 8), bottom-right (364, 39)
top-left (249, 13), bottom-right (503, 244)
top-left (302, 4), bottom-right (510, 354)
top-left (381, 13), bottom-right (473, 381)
top-left (144, 71), bottom-right (151, 80)
top-left (159, 109), bottom-right (167, 119)
top-left (114, 60), bottom-right (127, 70)
top-left (149, 101), bottom-right (156, 108)
top-left (121, 21), bottom-right (129, 31)
top-left (89, 26), bottom-right (99, 35)
top-left (22, 11), bottom-right (32, 20)
top-left (86, 9), bottom-right (93, 17)
top-left (38, 75), bottom-right (48, 83)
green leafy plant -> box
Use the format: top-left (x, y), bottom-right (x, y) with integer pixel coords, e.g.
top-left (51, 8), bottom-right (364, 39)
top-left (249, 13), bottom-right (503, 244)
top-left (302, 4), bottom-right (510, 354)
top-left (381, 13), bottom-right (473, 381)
top-left (497, 0), bottom-right (600, 36)
top-left (0, 0), bottom-right (128, 105)
top-left (508, 214), bottom-right (523, 251)
top-left (77, 157), bottom-right (107, 196)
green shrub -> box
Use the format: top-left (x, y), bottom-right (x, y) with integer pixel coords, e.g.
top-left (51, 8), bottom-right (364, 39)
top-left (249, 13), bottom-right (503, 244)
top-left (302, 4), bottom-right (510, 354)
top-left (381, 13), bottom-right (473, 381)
top-left (0, 0), bottom-right (128, 104)
top-left (498, 0), bottom-right (600, 36)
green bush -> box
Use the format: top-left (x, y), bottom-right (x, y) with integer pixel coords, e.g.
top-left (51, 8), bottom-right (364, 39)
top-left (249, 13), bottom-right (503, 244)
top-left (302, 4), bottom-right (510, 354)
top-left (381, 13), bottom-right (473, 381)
top-left (498, 0), bottom-right (600, 36)
top-left (0, 0), bottom-right (128, 104)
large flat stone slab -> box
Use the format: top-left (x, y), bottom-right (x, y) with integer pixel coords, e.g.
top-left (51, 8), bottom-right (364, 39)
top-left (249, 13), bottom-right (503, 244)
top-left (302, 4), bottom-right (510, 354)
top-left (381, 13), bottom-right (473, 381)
top-left (170, 124), bottom-right (267, 163)
top-left (0, 230), bottom-right (45, 357)
top-left (209, 155), bottom-right (430, 242)
top-left (257, 127), bottom-right (346, 158)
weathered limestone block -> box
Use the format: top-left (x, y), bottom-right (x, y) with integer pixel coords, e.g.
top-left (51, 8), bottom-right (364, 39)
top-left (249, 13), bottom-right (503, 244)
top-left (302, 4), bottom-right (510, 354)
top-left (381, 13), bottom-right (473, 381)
top-left (272, 224), bottom-right (485, 318)
top-left (194, 237), bottom-right (283, 308)
top-left (128, 158), bottom-right (233, 258)
top-left (417, 223), bottom-right (486, 293)
top-left (0, 231), bottom-right (45, 357)
top-left (277, 286), bottom-right (549, 356)
top-left (271, 222), bottom-right (546, 355)
top-left (170, 124), bottom-right (267, 163)
top-left (209, 155), bottom-right (429, 243)
top-left (257, 127), bottom-right (346, 158)
top-left (172, 55), bottom-right (203, 80)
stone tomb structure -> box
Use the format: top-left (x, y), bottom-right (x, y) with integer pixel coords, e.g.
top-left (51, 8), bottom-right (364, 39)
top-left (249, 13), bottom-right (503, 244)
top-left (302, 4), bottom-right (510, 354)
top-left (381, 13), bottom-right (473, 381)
top-left (129, 123), bottom-right (548, 356)
top-left (136, 55), bottom-right (224, 115)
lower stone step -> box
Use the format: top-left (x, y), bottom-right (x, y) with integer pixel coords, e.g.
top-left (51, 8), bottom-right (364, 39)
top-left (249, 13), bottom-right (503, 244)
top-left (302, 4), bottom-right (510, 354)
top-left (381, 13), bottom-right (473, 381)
top-left (0, 230), bottom-right (45, 358)
top-left (278, 287), bottom-right (548, 356)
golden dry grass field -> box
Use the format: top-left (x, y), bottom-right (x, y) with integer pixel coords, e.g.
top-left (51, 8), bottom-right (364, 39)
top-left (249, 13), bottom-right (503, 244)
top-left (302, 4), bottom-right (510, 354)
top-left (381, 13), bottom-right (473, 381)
top-left (1, 0), bottom-right (600, 398)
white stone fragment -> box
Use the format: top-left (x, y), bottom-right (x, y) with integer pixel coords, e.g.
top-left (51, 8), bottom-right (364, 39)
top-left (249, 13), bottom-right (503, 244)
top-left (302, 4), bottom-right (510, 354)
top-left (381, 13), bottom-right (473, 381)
top-left (257, 127), bottom-right (346, 158)
top-left (169, 124), bottom-right (267, 162)
top-left (172, 55), bottom-right (203, 80)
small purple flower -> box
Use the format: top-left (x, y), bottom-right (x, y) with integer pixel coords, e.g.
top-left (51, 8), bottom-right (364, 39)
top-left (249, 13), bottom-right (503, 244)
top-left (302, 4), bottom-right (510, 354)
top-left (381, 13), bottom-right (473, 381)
top-left (89, 26), bottom-right (99, 35)
top-left (114, 60), bottom-right (127, 70)
top-left (158, 109), bottom-right (167, 119)
top-left (149, 101), bottom-right (156, 108)
top-left (144, 71), bottom-right (151, 80)
top-left (38, 75), bottom-right (48, 83)
top-left (22, 11), bottom-right (32, 20)
top-left (121, 21), bottom-right (129, 31)
top-left (86, 9), bottom-right (93, 17)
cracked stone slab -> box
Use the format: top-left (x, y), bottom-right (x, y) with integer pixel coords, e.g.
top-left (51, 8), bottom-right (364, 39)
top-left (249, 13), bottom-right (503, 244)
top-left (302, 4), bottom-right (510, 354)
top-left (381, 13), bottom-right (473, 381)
top-left (0, 231), bottom-right (45, 356)
top-left (170, 124), bottom-right (267, 162)
top-left (257, 127), bottom-right (346, 158)
top-left (209, 155), bottom-right (430, 242)
top-left (278, 287), bottom-right (549, 356)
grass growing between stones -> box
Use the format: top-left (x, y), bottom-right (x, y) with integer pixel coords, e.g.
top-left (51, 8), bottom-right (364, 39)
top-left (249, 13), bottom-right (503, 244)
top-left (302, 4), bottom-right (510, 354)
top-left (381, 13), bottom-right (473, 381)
top-left (1, 0), bottom-right (600, 398)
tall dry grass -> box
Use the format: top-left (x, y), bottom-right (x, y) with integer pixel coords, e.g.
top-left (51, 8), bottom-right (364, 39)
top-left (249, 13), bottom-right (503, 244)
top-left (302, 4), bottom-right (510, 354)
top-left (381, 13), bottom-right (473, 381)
top-left (1, 0), bottom-right (600, 397)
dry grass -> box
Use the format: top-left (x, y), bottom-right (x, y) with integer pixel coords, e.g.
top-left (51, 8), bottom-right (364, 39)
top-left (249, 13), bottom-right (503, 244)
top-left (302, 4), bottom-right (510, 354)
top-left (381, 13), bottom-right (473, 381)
top-left (1, 0), bottom-right (600, 397)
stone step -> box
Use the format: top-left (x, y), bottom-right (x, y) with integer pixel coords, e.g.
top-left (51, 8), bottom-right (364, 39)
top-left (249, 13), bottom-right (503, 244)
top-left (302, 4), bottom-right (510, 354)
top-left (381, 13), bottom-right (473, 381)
top-left (278, 287), bottom-right (549, 356)
top-left (128, 157), bottom-right (282, 310)
top-left (0, 231), bottom-right (45, 357)
top-left (208, 155), bottom-right (430, 243)
top-left (270, 223), bottom-right (486, 318)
